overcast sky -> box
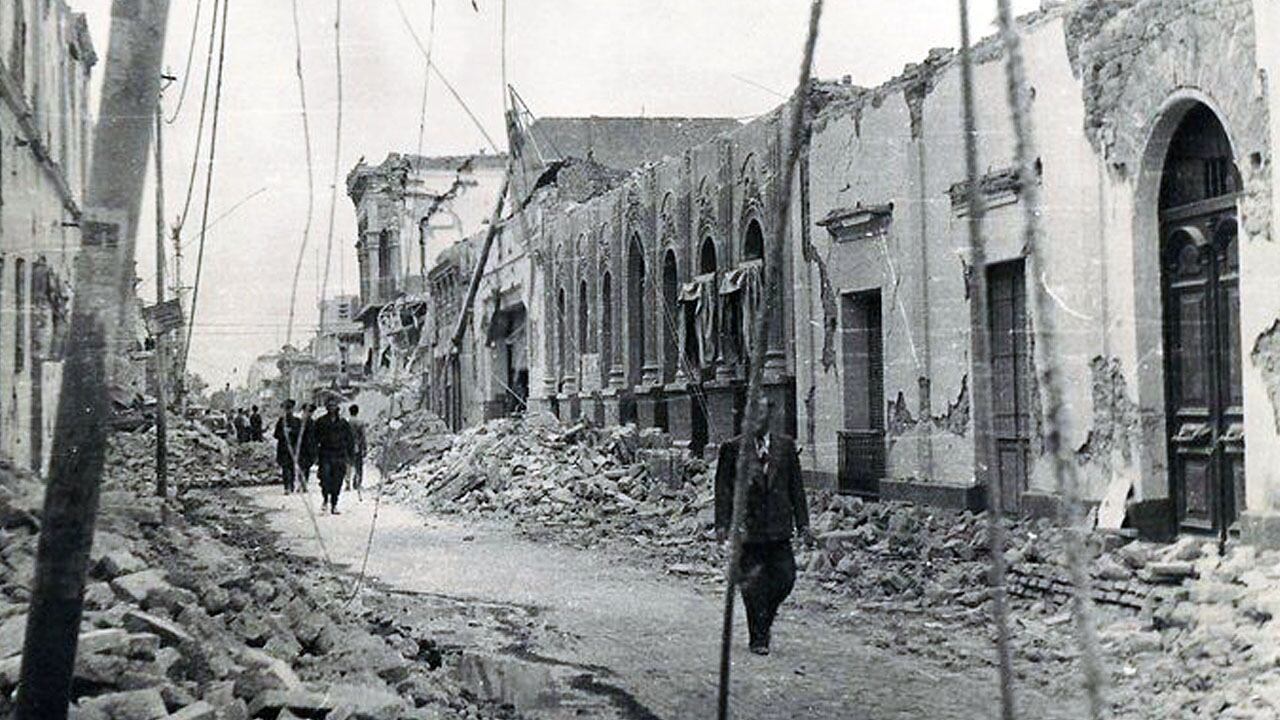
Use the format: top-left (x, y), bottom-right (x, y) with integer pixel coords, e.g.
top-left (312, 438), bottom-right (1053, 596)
top-left (78, 0), bottom-right (1039, 389)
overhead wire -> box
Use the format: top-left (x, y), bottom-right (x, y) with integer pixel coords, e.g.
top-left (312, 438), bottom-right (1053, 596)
top-left (718, 3), bottom-right (823, 719)
top-left (164, 0), bottom-right (206, 124)
top-left (181, 0), bottom-right (231, 375)
top-left (956, 1), bottom-right (1016, 717)
top-left (319, 0), bottom-right (345, 322)
top-left (414, 0), bottom-right (438, 155)
top-left (393, 0), bottom-right (501, 152)
top-left (285, 0), bottom-right (318, 347)
top-left (992, 0), bottom-right (1107, 714)
top-left (174, 0), bottom-right (222, 230)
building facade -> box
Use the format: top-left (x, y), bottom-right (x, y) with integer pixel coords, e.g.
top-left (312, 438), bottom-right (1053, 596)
top-left (0, 0), bottom-right (94, 472)
top-left (313, 294), bottom-right (365, 390)
top-left (346, 153), bottom-right (509, 382)
top-left (373, 0), bottom-right (1280, 543)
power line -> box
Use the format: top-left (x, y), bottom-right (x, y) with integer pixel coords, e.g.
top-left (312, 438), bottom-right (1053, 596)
top-left (174, 0), bottom-right (221, 228)
top-left (393, 0), bottom-right (501, 152)
top-left (285, 0), bottom-right (318, 347)
top-left (164, 0), bottom-right (205, 124)
top-left (182, 0), bottom-right (231, 373)
top-left (414, 0), bottom-right (438, 155)
top-left (319, 0), bottom-right (345, 323)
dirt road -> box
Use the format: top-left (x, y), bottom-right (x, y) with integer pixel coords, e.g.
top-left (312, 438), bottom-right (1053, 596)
top-left (246, 483), bottom-right (1084, 719)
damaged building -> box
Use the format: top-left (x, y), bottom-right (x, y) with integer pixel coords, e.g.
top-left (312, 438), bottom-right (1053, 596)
top-left (362, 0), bottom-right (1280, 545)
top-left (0, 0), bottom-right (95, 473)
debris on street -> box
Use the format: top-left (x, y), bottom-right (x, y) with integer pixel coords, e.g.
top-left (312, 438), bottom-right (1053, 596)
top-left (381, 416), bottom-right (724, 576)
top-left (1, 448), bottom-right (517, 719)
top-left (103, 416), bottom-right (277, 491)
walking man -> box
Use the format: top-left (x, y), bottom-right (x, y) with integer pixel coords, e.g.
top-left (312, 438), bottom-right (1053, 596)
top-left (714, 396), bottom-right (813, 656)
top-left (272, 399), bottom-right (302, 493)
top-left (347, 403), bottom-right (367, 494)
top-left (312, 395), bottom-right (356, 514)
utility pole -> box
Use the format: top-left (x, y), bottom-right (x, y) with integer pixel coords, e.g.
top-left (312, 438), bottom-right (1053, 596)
top-left (15, 2), bottom-right (171, 718)
top-left (171, 222), bottom-right (186, 411)
top-left (717, 4), bottom-right (822, 720)
top-left (153, 101), bottom-right (170, 498)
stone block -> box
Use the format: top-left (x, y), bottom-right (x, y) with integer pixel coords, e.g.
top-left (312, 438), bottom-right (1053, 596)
top-left (94, 551), bottom-right (147, 580)
top-left (110, 570), bottom-right (172, 605)
top-left (77, 688), bottom-right (168, 720)
top-left (122, 610), bottom-right (195, 647)
top-left (165, 700), bottom-right (217, 720)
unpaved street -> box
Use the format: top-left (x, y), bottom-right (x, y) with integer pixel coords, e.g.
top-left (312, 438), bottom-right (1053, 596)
top-left (248, 484), bottom-right (1084, 719)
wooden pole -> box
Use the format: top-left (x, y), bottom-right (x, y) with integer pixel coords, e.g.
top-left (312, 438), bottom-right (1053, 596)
top-left (717, 4), bottom-right (823, 719)
top-left (450, 163), bottom-right (513, 353)
top-left (992, 1), bottom-right (1106, 715)
top-left (956, 1), bottom-right (1016, 716)
top-left (15, 2), bottom-right (171, 717)
top-left (153, 102), bottom-right (170, 498)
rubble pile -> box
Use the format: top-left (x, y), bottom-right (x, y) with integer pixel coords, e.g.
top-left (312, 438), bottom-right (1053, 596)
top-left (104, 419), bottom-right (277, 492)
top-left (797, 493), bottom-right (1050, 607)
top-left (1098, 537), bottom-right (1280, 719)
top-left (382, 417), bottom-right (723, 574)
top-left (0, 457), bottom-right (512, 719)
top-left (371, 408), bottom-right (452, 473)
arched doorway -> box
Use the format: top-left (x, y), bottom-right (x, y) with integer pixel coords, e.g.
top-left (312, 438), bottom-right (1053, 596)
top-left (578, 280), bottom-right (590, 380)
top-left (1159, 104), bottom-right (1244, 534)
top-left (556, 287), bottom-right (567, 393)
top-left (662, 249), bottom-right (679, 384)
top-left (626, 234), bottom-right (646, 387)
top-left (601, 271), bottom-right (613, 382)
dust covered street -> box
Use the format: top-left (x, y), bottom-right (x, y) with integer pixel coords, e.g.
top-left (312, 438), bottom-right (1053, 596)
top-left (249, 482), bottom-right (1085, 720)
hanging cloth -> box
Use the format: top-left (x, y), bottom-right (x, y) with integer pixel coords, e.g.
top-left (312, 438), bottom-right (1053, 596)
top-left (738, 261), bottom-right (763, 359)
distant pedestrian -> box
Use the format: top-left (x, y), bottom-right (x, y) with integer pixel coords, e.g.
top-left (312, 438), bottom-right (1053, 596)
top-left (249, 405), bottom-right (264, 441)
top-left (297, 404), bottom-right (317, 491)
top-left (312, 396), bottom-right (355, 514)
top-left (347, 404), bottom-right (367, 495)
top-left (273, 400), bottom-right (303, 493)
top-left (714, 396), bottom-right (813, 656)
top-left (233, 408), bottom-right (251, 443)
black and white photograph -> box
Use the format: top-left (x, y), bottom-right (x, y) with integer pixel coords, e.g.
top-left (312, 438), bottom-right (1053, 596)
top-left (2, 0), bottom-right (1280, 717)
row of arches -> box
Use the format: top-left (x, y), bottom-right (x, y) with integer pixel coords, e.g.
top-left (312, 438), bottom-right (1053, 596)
top-left (550, 214), bottom-right (770, 394)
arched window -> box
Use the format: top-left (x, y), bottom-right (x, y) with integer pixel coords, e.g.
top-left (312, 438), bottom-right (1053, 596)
top-left (661, 249), bottom-right (679, 383)
top-left (744, 219), bottom-right (764, 262)
top-left (556, 287), bottom-right (567, 385)
top-left (578, 280), bottom-right (590, 354)
top-left (700, 237), bottom-right (717, 275)
top-left (626, 234), bottom-right (646, 386)
top-left (601, 272), bottom-right (614, 380)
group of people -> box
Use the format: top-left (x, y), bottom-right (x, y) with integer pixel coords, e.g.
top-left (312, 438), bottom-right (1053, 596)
top-left (231, 406), bottom-right (264, 443)
top-left (264, 390), bottom-right (808, 656)
top-left (272, 396), bottom-right (367, 514)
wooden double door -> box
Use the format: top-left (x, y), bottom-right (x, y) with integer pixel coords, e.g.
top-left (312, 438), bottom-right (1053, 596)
top-left (1162, 200), bottom-right (1245, 533)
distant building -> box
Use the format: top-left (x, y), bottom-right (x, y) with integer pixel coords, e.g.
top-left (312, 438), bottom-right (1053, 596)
top-left (0, 2), bottom-right (96, 472)
top-left (346, 153), bottom-right (509, 381)
top-left (314, 294), bottom-right (365, 390)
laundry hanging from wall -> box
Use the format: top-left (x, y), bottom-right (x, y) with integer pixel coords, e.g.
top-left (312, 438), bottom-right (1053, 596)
top-left (720, 261), bottom-right (763, 363)
top-left (681, 273), bottom-right (719, 368)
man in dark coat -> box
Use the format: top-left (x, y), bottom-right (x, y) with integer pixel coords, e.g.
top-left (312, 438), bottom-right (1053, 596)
top-left (312, 396), bottom-right (356, 514)
top-left (272, 400), bottom-right (302, 493)
top-left (249, 405), bottom-right (264, 441)
top-left (715, 395), bottom-right (813, 656)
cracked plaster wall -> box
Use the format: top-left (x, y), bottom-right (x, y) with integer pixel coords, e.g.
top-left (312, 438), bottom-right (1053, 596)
top-left (796, 0), bottom-right (1276, 506)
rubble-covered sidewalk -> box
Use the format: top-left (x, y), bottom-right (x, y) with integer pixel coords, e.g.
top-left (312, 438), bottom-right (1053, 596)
top-left (0, 437), bottom-right (524, 719)
top-left (379, 413), bottom-right (1280, 719)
